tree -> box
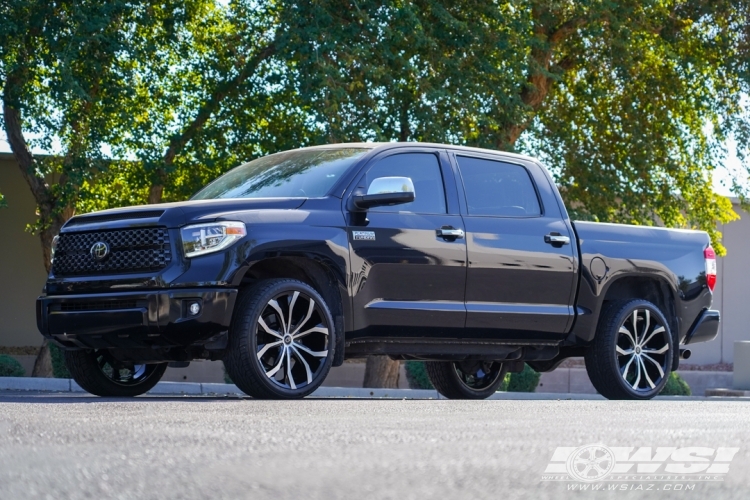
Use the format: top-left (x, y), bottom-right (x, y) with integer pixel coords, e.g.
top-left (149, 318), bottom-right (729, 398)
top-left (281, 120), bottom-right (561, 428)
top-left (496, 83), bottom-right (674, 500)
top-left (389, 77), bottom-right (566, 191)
top-left (0, 0), bottom-right (216, 374)
top-left (280, 0), bottom-right (749, 386)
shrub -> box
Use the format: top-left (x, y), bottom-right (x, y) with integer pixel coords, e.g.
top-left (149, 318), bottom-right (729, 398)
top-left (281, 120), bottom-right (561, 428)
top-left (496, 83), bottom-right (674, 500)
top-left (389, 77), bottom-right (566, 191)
top-left (49, 343), bottom-right (71, 379)
top-left (659, 372), bottom-right (691, 396)
top-left (0, 355), bottom-right (25, 377)
top-left (405, 361), bottom-right (433, 389)
top-left (223, 362), bottom-right (233, 384)
top-left (506, 363), bottom-right (540, 392)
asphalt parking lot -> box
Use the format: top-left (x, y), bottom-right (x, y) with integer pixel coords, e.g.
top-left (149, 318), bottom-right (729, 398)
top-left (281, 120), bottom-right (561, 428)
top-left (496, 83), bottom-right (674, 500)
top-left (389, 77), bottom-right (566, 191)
top-left (1, 392), bottom-right (748, 499)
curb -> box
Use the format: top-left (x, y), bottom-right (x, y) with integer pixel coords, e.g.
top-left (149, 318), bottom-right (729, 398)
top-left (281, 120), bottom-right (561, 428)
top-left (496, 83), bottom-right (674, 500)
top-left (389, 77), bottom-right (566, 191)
top-left (0, 377), bottom-right (745, 400)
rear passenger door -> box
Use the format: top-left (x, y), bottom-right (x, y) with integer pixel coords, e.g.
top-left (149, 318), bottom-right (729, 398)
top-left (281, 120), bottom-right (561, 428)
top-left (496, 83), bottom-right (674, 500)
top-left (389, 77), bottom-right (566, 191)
top-left (451, 153), bottom-right (577, 341)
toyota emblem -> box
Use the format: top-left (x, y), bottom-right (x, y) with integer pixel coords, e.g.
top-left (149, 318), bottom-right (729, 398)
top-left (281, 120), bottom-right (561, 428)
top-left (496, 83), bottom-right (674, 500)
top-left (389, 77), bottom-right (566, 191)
top-left (90, 241), bottom-right (110, 261)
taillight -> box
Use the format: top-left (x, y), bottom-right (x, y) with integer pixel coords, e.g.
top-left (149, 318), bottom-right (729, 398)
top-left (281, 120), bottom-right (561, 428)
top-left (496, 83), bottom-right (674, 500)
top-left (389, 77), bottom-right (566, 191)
top-left (704, 247), bottom-right (717, 292)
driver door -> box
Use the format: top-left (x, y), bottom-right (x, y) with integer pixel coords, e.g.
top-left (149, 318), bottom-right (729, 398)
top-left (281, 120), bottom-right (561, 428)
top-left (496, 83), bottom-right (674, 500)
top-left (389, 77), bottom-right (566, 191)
top-left (346, 149), bottom-right (467, 341)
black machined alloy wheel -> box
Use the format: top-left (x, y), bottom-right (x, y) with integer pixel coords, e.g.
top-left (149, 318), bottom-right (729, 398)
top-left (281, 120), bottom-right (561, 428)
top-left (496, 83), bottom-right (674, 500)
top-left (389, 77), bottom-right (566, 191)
top-left (225, 279), bottom-right (335, 399)
top-left (64, 349), bottom-right (167, 397)
top-left (426, 360), bottom-right (508, 400)
top-left (585, 299), bottom-right (674, 400)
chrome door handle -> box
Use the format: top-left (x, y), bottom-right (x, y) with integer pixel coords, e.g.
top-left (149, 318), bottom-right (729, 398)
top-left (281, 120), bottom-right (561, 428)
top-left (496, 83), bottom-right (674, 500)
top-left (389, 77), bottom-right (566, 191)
top-left (544, 232), bottom-right (570, 246)
top-left (437, 227), bottom-right (465, 240)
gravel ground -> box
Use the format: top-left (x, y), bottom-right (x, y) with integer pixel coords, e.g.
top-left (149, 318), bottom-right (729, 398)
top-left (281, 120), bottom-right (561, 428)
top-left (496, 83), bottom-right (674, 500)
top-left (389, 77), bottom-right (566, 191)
top-left (1, 392), bottom-right (748, 499)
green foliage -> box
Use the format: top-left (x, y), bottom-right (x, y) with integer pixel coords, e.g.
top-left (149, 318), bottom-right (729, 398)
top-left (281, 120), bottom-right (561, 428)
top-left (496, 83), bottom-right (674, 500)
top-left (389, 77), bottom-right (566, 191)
top-left (223, 362), bottom-right (233, 385)
top-left (3, 0), bottom-right (750, 260)
top-left (0, 355), bottom-right (25, 377)
top-left (659, 372), bottom-right (692, 396)
top-left (506, 364), bottom-right (541, 393)
top-left (405, 361), bottom-right (433, 390)
top-left (49, 344), bottom-right (71, 379)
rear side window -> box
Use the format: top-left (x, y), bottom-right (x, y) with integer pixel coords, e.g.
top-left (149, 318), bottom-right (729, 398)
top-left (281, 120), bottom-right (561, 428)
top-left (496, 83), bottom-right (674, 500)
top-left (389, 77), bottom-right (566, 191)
top-left (365, 153), bottom-right (447, 214)
top-left (455, 156), bottom-right (541, 217)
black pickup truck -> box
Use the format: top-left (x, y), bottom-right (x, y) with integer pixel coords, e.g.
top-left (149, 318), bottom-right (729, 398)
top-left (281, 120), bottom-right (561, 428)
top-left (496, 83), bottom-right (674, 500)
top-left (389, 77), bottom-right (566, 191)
top-left (37, 142), bottom-right (720, 400)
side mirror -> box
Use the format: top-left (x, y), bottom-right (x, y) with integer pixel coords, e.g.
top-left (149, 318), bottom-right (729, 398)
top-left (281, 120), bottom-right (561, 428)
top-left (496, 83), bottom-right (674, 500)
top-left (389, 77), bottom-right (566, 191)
top-left (351, 176), bottom-right (415, 210)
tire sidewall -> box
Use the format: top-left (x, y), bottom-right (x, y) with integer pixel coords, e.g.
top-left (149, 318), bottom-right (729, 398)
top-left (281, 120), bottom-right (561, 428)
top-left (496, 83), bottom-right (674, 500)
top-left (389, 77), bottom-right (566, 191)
top-left (234, 280), bottom-right (335, 398)
top-left (607, 300), bottom-right (673, 399)
top-left (65, 350), bottom-right (167, 397)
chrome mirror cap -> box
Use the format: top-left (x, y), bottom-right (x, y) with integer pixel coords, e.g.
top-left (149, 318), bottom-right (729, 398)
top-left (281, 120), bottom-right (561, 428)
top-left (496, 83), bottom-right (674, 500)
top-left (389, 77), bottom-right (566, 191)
top-left (366, 176), bottom-right (415, 195)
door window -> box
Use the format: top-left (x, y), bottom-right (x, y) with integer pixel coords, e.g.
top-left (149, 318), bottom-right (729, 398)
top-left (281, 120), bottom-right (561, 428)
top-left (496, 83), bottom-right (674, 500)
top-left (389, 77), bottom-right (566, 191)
top-left (456, 156), bottom-right (541, 217)
top-left (365, 153), bottom-right (447, 214)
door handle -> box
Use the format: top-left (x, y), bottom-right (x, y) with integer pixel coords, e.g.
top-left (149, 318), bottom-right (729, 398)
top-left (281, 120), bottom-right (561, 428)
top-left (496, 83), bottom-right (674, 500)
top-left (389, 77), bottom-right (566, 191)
top-left (436, 226), bottom-right (465, 240)
top-left (544, 232), bottom-right (570, 246)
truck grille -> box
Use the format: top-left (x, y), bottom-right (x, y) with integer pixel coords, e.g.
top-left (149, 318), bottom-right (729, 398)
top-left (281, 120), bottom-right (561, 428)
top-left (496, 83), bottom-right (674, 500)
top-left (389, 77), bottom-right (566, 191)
top-left (52, 228), bottom-right (172, 276)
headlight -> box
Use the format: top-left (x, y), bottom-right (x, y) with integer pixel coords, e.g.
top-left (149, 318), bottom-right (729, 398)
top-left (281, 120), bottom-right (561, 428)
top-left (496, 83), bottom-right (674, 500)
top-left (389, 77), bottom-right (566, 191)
top-left (50, 235), bottom-right (59, 264)
top-left (180, 221), bottom-right (246, 258)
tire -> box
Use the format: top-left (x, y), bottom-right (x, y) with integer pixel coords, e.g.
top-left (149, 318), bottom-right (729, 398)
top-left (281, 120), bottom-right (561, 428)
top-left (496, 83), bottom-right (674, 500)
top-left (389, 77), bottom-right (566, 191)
top-left (224, 279), bottom-right (335, 399)
top-left (426, 360), bottom-right (508, 400)
top-left (64, 349), bottom-right (167, 397)
top-left (585, 299), bottom-right (674, 400)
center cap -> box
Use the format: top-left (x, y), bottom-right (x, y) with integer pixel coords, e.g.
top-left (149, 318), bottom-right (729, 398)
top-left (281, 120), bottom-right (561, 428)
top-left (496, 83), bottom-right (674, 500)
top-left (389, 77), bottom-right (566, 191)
top-left (635, 346), bottom-right (641, 354)
top-left (283, 335), bottom-right (292, 345)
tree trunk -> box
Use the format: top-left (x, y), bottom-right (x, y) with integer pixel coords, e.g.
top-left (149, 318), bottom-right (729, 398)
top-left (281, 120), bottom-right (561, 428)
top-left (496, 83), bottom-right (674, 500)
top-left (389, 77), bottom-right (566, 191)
top-left (31, 340), bottom-right (53, 377)
top-left (363, 356), bottom-right (400, 388)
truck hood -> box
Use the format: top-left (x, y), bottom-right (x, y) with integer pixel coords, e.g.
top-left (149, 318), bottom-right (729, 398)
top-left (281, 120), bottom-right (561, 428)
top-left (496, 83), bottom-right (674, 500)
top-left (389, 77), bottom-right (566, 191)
top-left (61, 198), bottom-right (307, 232)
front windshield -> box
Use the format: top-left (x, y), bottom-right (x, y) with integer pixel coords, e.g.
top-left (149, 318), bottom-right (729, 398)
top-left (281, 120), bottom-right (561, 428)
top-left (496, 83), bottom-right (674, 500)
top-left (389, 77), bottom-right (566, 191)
top-left (192, 148), bottom-right (368, 200)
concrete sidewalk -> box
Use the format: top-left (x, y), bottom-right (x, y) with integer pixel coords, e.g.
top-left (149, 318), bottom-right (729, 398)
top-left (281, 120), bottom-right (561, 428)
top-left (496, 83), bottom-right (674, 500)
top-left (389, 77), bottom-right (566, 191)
top-left (1, 376), bottom-right (747, 400)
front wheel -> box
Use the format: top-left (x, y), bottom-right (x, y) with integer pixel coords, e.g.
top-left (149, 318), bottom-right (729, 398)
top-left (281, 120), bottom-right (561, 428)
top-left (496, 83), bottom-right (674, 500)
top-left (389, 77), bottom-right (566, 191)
top-left (585, 299), bottom-right (674, 400)
top-left (224, 279), bottom-right (335, 399)
top-left (426, 360), bottom-right (508, 399)
top-left (64, 349), bottom-right (167, 397)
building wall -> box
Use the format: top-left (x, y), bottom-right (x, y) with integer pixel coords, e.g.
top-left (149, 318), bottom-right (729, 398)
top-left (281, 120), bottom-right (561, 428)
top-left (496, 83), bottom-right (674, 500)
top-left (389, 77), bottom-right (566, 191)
top-left (688, 202), bottom-right (750, 365)
top-left (0, 155), bottom-right (48, 347)
top-left (0, 153), bottom-right (748, 362)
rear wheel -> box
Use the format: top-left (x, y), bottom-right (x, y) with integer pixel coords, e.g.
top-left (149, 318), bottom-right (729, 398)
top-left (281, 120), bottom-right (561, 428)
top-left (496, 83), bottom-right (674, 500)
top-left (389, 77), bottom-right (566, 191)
top-left (224, 279), bottom-right (335, 399)
top-left (64, 349), bottom-right (167, 397)
top-left (585, 299), bottom-right (673, 400)
top-left (426, 360), bottom-right (508, 399)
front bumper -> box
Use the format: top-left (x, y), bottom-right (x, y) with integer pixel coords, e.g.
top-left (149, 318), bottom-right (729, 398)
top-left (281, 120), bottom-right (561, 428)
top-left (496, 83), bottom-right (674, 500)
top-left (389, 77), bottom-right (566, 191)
top-left (36, 288), bottom-right (237, 349)
top-left (683, 309), bottom-right (720, 345)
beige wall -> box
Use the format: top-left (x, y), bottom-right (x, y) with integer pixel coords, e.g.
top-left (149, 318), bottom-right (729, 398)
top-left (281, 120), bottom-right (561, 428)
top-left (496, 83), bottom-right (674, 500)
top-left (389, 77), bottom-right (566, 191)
top-left (0, 152), bottom-right (748, 362)
top-left (688, 202), bottom-right (750, 365)
top-left (0, 154), bottom-right (48, 347)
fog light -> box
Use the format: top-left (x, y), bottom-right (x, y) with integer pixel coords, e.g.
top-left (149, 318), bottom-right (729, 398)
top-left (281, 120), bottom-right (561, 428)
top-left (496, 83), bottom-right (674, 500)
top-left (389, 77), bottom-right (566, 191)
top-left (189, 302), bottom-right (201, 316)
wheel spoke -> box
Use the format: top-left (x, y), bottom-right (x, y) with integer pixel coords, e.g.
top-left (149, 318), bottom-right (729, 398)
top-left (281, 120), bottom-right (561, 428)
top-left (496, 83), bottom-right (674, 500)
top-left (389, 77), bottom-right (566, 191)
top-left (621, 355), bottom-right (636, 380)
top-left (287, 291), bottom-right (300, 335)
top-left (267, 299), bottom-right (287, 334)
top-left (632, 356), bottom-right (642, 389)
top-left (258, 316), bottom-right (283, 339)
top-left (616, 346), bottom-right (634, 356)
top-left (265, 348), bottom-right (286, 378)
top-left (286, 348), bottom-right (296, 390)
top-left (642, 353), bottom-right (665, 378)
top-left (632, 310), bottom-right (639, 344)
top-left (291, 298), bottom-right (315, 336)
top-left (642, 344), bottom-right (669, 355)
top-left (293, 342), bottom-right (328, 358)
top-left (639, 357), bottom-right (656, 389)
top-left (641, 326), bottom-right (665, 347)
top-left (257, 340), bottom-right (283, 359)
top-left (619, 326), bottom-right (636, 347)
top-left (642, 309), bottom-right (650, 345)
top-left (293, 325), bottom-right (329, 340)
top-left (291, 346), bottom-right (313, 386)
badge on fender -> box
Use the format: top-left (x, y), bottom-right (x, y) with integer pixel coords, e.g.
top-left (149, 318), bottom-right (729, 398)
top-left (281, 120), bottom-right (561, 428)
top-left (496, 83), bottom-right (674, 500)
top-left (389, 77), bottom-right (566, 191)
top-left (352, 231), bottom-right (376, 241)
